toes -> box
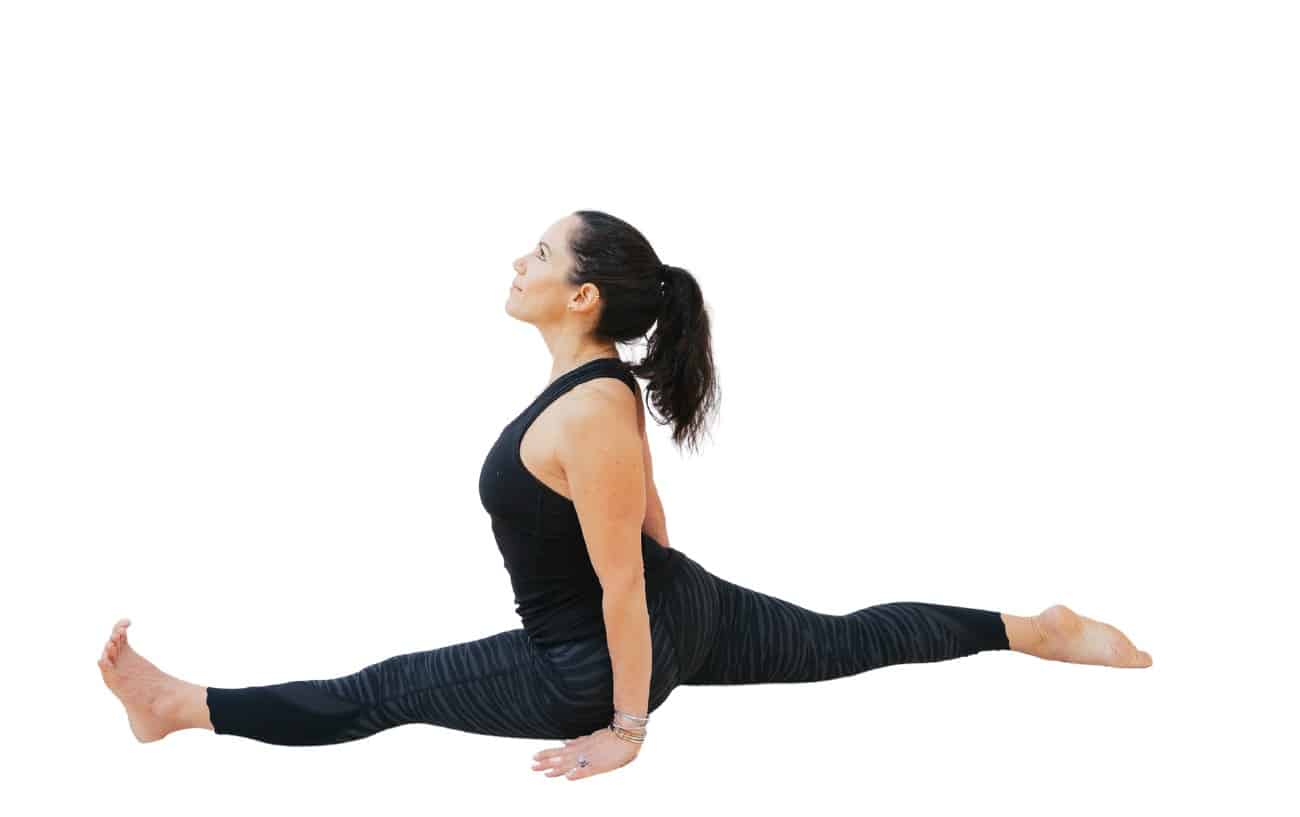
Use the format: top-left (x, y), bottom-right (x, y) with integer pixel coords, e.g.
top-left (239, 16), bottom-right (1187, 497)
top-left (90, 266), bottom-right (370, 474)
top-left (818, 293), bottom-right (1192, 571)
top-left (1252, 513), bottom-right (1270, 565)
top-left (1133, 650), bottom-right (1153, 668)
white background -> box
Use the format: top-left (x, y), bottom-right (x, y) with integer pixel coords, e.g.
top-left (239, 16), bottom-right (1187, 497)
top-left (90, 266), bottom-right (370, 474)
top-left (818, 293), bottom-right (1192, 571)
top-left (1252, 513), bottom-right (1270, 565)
top-left (3, 1), bottom-right (1295, 813)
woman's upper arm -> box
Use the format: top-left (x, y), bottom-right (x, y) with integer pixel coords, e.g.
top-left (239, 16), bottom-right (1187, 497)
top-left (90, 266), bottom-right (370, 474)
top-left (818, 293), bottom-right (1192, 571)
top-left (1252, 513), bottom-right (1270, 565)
top-left (631, 379), bottom-right (663, 516)
top-left (642, 432), bottom-right (662, 508)
top-left (556, 384), bottom-right (647, 591)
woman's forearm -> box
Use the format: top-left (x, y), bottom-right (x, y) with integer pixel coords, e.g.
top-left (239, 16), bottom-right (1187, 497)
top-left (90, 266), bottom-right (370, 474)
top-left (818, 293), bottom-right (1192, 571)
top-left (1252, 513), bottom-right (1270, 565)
top-left (601, 578), bottom-right (652, 718)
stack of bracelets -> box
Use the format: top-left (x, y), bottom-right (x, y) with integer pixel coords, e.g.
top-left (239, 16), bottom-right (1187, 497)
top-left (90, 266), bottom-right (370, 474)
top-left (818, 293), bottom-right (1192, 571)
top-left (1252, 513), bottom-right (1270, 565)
top-left (608, 708), bottom-right (648, 744)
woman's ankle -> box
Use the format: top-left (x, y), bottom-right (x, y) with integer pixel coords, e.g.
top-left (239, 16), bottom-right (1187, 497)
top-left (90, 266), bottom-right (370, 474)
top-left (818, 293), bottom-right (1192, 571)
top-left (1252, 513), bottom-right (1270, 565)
top-left (153, 681), bottom-right (214, 731)
top-left (1001, 613), bottom-right (1049, 655)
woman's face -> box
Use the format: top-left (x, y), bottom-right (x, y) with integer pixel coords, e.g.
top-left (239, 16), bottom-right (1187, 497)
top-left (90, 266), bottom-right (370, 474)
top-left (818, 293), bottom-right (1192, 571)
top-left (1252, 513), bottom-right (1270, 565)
top-left (506, 213), bottom-right (598, 324)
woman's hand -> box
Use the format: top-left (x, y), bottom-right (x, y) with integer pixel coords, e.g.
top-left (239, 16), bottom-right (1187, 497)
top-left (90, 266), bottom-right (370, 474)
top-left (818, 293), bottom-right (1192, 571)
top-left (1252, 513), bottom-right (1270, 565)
top-left (530, 726), bottom-right (641, 781)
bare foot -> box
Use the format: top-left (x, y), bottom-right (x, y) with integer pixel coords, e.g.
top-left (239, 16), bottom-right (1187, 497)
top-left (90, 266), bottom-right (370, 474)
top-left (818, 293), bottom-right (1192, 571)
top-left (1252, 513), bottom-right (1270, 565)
top-left (97, 618), bottom-right (204, 742)
top-left (1029, 604), bottom-right (1153, 668)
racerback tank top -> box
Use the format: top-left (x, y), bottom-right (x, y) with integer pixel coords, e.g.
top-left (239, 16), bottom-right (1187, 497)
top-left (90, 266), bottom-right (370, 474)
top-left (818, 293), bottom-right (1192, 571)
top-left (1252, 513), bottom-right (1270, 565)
top-left (477, 356), bottom-right (685, 647)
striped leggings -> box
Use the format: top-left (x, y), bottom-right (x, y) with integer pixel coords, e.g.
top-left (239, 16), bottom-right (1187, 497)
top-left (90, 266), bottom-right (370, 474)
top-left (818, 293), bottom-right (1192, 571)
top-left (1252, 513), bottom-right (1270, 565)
top-left (205, 548), bottom-right (1010, 745)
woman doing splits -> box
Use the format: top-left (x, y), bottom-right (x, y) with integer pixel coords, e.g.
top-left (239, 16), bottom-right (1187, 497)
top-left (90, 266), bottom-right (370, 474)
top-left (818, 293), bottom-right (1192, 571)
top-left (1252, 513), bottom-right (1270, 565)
top-left (98, 210), bottom-right (1153, 781)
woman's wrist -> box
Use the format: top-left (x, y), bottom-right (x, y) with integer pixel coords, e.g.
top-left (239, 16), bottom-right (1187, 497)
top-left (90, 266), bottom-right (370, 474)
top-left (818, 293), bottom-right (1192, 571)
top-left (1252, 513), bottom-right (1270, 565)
top-left (612, 709), bottom-right (649, 726)
top-left (610, 708), bottom-right (649, 745)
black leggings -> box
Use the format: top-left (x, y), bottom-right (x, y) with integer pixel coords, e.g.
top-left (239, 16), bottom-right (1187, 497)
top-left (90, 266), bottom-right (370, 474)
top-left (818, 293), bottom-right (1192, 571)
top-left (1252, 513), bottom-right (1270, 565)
top-left (205, 549), bottom-right (1010, 745)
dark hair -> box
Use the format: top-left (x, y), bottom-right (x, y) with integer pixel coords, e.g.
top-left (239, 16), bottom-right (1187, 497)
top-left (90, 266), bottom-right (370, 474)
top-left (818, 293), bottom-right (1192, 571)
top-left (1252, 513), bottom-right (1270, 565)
top-left (567, 209), bottom-right (720, 453)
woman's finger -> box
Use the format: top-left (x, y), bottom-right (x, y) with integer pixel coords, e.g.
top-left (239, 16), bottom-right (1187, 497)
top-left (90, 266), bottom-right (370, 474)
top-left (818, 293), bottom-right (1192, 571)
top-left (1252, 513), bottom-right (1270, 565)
top-left (534, 739), bottom-right (574, 760)
top-left (545, 760), bottom-right (572, 777)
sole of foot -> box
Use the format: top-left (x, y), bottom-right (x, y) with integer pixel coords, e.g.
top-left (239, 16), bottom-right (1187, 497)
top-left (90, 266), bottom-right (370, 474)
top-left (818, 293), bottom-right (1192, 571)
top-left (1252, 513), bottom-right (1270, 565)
top-left (97, 618), bottom-right (195, 742)
top-left (1033, 604), bottom-right (1153, 668)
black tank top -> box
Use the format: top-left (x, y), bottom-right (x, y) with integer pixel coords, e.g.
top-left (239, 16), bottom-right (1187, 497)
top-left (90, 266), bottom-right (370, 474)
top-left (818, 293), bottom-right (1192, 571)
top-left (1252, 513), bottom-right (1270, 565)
top-left (478, 356), bottom-right (684, 647)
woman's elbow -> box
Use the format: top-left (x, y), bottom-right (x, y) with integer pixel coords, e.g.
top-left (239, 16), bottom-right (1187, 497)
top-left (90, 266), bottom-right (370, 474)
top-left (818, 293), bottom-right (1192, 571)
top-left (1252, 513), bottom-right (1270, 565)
top-left (599, 569), bottom-right (646, 599)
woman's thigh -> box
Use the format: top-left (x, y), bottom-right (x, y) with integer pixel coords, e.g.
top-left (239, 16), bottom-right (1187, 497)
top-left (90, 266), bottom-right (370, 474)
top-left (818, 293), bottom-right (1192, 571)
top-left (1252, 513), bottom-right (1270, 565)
top-left (653, 549), bottom-right (725, 683)
top-left (537, 585), bottom-right (684, 737)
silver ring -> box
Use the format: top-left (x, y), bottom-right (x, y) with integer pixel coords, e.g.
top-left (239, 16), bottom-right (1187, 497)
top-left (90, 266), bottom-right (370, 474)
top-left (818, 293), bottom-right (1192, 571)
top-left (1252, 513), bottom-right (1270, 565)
top-left (577, 753), bottom-right (590, 767)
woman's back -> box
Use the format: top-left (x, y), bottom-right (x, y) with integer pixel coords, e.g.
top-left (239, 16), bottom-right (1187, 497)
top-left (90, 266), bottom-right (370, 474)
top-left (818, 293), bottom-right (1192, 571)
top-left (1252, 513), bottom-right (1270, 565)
top-left (478, 356), bottom-right (684, 647)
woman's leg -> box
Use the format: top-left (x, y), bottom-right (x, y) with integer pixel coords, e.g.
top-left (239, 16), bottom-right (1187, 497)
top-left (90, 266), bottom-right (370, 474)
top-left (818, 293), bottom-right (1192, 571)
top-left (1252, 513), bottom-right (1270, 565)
top-left (658, 551), bottom-right (1005, 686)
top-left (204, 627), bottom-right (575, 745)
top-left (658, 550), bottom-right (1151, 687)
top-left (535, 584), bottom-right (684, 736)
top-left (690, 584), bottom-right (1010, 685)
top-left (101, 580), bottom-right (691, 747)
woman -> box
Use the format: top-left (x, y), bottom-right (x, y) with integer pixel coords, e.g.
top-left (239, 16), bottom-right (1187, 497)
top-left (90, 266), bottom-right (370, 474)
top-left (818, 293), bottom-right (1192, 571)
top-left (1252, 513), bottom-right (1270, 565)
top-left (97, 210), bottom-right (1153, 780)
